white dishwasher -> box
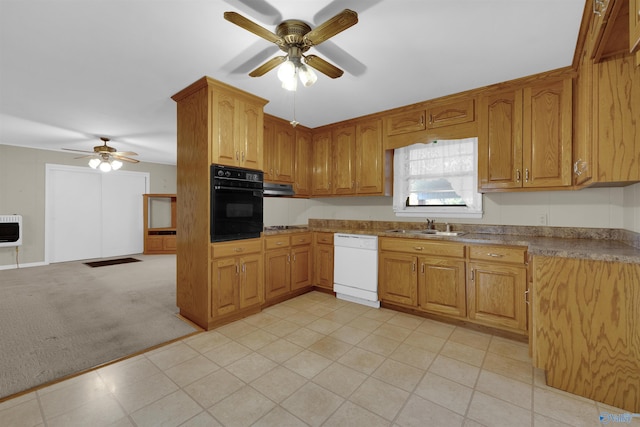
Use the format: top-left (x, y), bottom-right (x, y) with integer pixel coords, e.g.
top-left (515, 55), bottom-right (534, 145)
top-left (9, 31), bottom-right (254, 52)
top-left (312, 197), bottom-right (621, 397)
top-left (333, 233), bottom-right (379, 308)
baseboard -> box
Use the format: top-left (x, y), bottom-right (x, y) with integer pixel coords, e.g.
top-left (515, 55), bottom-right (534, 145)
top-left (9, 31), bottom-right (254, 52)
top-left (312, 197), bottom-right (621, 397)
top-left (0, 261), bottom-right (48, 270)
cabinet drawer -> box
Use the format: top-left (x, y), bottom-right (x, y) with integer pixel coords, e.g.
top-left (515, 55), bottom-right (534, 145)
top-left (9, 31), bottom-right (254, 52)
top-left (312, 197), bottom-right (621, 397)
top-left (212, 238), bottom-right (262, 258)
top-left (290, 232), bottom-right (312, 246)
top-left (468, 245), bottom-right (527, 264)
top-left (265, 235), bottom-right (291, 250)
top-left (315, 232), bottom-right (334, 245)
top-left (380, 238), bottom-right (465, 258)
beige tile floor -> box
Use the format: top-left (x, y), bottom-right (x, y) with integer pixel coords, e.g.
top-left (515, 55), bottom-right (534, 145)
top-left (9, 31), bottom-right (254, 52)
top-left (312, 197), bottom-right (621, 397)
top-left (1, 291), bottom-right (638, 427)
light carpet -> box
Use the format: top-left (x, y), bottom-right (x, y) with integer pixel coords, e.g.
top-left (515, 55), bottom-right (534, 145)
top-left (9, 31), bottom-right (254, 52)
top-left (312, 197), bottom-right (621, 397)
top-left (0, 254), bottom-right (198, 400)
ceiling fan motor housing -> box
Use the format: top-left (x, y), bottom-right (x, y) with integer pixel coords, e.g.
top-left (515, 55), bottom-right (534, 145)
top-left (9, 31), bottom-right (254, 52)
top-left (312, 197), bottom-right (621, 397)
top-left (276, 20), bottom-right (312, 52)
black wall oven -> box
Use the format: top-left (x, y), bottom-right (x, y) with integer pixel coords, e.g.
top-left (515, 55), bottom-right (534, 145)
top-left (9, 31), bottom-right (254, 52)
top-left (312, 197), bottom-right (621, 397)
top-left (210, 164), bottom-right (264, 242)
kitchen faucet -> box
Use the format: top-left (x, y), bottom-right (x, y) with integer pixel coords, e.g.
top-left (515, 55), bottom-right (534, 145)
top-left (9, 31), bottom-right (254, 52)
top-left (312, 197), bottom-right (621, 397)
top-left (426, 219), bottom-right (435, 230)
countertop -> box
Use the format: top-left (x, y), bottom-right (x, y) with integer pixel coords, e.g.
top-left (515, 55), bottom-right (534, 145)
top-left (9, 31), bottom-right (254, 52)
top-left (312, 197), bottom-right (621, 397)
top-left (264, 221), bottom-right (640, 264)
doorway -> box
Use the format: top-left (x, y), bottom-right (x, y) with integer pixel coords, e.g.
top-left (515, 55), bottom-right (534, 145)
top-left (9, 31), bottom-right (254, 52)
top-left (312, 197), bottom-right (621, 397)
top-left (45, 164), bottom-right (149, 263)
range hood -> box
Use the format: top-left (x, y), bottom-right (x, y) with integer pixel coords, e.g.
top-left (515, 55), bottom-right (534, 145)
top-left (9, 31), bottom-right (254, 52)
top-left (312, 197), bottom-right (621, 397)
top-left (263, 182), bottom-right (295, 197)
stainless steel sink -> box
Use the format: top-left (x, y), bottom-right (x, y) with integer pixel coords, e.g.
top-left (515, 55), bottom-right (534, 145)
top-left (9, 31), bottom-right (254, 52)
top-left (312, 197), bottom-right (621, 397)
top-left (385, 229), bottom-right (466, 236)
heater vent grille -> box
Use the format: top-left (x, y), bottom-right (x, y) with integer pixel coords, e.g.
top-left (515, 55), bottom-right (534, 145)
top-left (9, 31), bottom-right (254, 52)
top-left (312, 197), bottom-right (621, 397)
top-left (0, 215), bottom-right (22, 247)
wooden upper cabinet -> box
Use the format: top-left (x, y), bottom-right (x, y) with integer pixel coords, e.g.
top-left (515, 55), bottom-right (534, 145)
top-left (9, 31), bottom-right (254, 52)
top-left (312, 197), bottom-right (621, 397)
top-left (590, 0), bottom-right (630, 62)
top-left (427, 98), bottom-right (475, 129)
top-left (210, 89), bottom-right (265, 170)
top-left (478, 89), bottom-right (524, 190)
top-left (294, 128), bottom-right (312, 197)
top-left (356, 118), bottom-right (385, 195)
top-left (332, 124), bottom-right (357, 195)
top-left (479, 77), bottom-right (572, 191)
top-left (523, 78), bottom-right (573, 188)
top-left (263, 115), bottom-right (295, 183)
top-left (631, 0), bottom-right (640, 54)
top-left (385, 109), bottom-right (426, 136)
top-left (311, 129), bottom-right (332, 196)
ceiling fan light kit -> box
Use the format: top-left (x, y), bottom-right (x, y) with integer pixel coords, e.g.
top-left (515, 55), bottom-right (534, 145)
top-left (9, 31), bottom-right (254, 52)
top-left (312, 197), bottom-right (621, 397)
top-left (63, 137), bottom-right (139, 172)
top-left (224, 9), bottom-right (358, 91)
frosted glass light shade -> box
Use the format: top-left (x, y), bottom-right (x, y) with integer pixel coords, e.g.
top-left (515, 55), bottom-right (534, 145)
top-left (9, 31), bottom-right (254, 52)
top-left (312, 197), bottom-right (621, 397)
top-left (299, 65), bottom-right (317, 87)
top-left (111, 160), bottom-right (123, 170)
top-left (88, 158), bottom-right (101, 169)
top-left (99, 161), bottom-right (112, 172)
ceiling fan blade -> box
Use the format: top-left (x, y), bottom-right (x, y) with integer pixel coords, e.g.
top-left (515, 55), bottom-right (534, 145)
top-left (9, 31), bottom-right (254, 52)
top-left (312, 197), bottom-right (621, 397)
top-left (304, 55), bottom-right (344, 78)
top-left (249, 55), bottom-right (286, 77)
top-left (112, 155), bottom-right (139, 163)
top-left (224, 11), bottom-right (284, 47)
top-left (112, 151), bottom-right (138, 156)
top-left (62, 148), bottom-right (96, 154)
top-left (313, 0), bottom-right (382, 25)
top-left (223, 0), bottom-right (282, 25)
top-left (303, 9), bottom-right (357, 47)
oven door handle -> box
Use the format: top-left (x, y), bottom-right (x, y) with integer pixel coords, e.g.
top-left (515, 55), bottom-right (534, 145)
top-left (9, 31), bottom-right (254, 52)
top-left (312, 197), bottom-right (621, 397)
top-left (214, 185), bottom-right (263, 193)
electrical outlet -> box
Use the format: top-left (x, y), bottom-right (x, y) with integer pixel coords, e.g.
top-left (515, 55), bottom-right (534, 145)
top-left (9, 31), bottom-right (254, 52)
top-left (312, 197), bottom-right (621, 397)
top-left (537, 213), bottom-right (548, 226)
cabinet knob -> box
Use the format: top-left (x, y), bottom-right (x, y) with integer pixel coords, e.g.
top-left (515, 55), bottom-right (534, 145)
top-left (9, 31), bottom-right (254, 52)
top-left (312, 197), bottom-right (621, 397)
top-left (413, 246), bottom-right (424, 251)
top-left (487, 253), bottom-right (504, 258)
top-left (234, 247), bottom-right (243, 252)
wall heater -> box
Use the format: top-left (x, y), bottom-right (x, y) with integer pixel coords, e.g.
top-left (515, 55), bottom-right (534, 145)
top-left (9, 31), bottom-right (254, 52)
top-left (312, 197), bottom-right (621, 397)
top-left (0, 215), bottom-right (22, 247)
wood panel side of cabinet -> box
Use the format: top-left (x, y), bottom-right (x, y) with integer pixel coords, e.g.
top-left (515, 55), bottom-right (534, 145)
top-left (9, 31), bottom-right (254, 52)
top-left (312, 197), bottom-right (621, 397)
top-left (593, 54), bottom-right (640, 183)
top-left (533, 256), bottom-right (640, 412)
top-left (175, 87), bottom-right (211, 329)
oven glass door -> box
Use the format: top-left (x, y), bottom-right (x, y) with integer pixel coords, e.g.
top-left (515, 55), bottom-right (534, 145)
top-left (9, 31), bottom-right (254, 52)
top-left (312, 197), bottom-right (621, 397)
top-left (211, 185), bottom-right (263, 242)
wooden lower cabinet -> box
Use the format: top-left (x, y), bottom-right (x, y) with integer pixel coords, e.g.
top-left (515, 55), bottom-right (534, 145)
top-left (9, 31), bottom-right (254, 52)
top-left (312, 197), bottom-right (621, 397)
top-left (533, 256), bottom-right (640, 412)
top-left (264, 233), bottom-right (312, 303)
top-left (211, 239), bottom-right (263, 320)
top-left (419, 257), bottom-right (466, 318)
top-left (379, 237), bottom-right (528, 335)
top-left (313, 232), bottom-right (334, 290)
top-left (379, 252), bottom-right (417, 306)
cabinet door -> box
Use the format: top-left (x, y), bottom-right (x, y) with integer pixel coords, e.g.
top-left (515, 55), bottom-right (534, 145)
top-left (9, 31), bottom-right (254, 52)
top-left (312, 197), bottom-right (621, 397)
top-left (211, 91), bottom-right (238, 166)
top-left (632, 0), bottom-right (640, 53)
top-left (385, 109), bottom-right (426, 136)
top-left (314, 244), bottom-right (333, 289)
top-left (211, 257), bottom-right (238, 317)
top-left (239, 254), bottom-right (262, 309)
top-left (478, 89), bottom-right (523, 190)
top-left (239, 100), bottom-right (263, 170)
top-left (332, 124), bottom-right (356, 195)
top-left (265, 248), bottom-right (291, 300)
top-left (379, 252), bottom-right (417, 306)
top-left (523, 78), bottom-right (572, 188)
top-left (311, 130), bottom-right (332, 195)
top-left (427, 98), bottom-right (475, 129)
top-left (291, 245), bottom-right (312, 290)
top-left (275, 123), bottom-right (295, 182)
top-left (294, 129), bottom-right (312, 196)
top-left (263, 116), bottom-right (276, 180)
top-left (418, 257), bottom-right (466, 318)
top-left (467, 262), bottom-right (527, 333)
top-left (356, 118), bottom-right (383, 194)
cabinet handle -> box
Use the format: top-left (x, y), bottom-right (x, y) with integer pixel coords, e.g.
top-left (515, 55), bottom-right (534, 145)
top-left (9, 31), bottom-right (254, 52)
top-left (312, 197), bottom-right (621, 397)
top-left (412, 262), bottom-right (416, 272)
top-left (234, 247), bottom-right (243, 252)
top-left (235, 263), bottom-right (239, 274)
top-left (525, 168), bottom-right (530, 182)
top-left (487, 253), bottom-right (504, 258)
top-left (242, 151), bottom-right (245, 162)
top-left (287, 254), bottom-right (290, 263)
top-left (421, 263), bottom-right (425, 274)
top-left (428, 114), bottom-right (433, 125)
top-left (470, 269), bottom-right (475, 281)
top-left (524, 289), bottom-right (530, 305)
top-left (593, 0), bottom-right (607, 16)
top-left (276, 241), bottom-right (284, 245)
top-left (413, 246), bottom-right (424, 251)
top-left (236, 151), bottom-right (239, 160)
top-left (516, 169), bottom-right (521, 182)
top-left (574, 159), bottom-right (587, 176)
top-left (420, 115), bottom-right (424, 125)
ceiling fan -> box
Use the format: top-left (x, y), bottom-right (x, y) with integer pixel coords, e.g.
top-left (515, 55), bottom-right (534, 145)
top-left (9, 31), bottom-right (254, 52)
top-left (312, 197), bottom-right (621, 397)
top-left (63, 137), bottom-right (139, 171)
top-left (224, 8), bottom-right (358, 86)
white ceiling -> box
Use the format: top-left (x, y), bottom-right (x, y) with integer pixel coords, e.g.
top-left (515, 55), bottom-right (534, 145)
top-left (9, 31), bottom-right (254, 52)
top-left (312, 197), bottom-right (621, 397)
top-left (0, 0), bottom-right (585, 165)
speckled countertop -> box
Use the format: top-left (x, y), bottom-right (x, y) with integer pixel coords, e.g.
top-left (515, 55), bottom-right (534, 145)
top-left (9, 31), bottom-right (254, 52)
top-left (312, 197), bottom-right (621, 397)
top-left (264, 220), bottom-right (640, 264)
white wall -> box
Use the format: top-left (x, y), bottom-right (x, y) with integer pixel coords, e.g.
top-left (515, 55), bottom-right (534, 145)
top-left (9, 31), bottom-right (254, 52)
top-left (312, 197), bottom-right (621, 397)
top-left (265, 183), bottom-right (640, 232)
